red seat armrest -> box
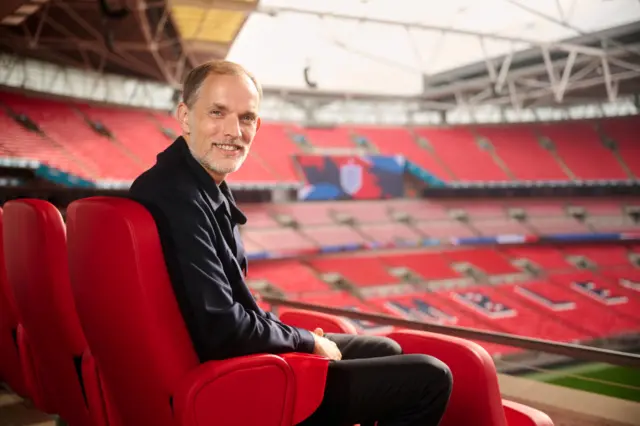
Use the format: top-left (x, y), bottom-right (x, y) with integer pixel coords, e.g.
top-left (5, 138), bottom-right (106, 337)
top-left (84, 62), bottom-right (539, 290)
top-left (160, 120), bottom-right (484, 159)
top-left (281, 353), bottom-right (329, 424)
top-left (503, 400), bottom-right (554, 426)
top-left (280, 309), bottom-right (358, 334)
top-left (173, 353), bottom-right (328, 426)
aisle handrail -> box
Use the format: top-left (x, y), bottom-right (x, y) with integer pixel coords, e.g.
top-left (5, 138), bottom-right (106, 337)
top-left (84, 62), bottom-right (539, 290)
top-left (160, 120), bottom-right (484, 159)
top-left (263, 296), bottom-right (640, 368)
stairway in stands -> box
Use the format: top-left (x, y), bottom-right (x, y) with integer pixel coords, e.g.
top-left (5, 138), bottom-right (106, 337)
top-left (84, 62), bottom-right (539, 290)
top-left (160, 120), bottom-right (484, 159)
top-left (594, 121), bottom-right (635, 180)
top-left (536, 134), bottom-right (577, 180)
top-left (405, 128), bottom-right (458, 181)
top-left (471, 131), bottom-right (516, 180)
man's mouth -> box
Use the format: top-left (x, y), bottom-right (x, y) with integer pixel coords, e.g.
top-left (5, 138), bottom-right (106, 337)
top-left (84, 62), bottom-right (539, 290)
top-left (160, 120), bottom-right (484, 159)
top-left (213, 143), bottom-right (242, 152)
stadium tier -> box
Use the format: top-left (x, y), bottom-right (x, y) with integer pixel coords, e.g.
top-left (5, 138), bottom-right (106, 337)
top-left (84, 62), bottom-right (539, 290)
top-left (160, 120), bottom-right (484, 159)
top-left (247, 246), bottom-right (640, 295)
top-left (473, 125), bottom-right (568, 181)
top-left (413, 127), bottom-right (512, 181)
top-left (1, 91), bottom-right (639, 186)
top-left (246, 245), bottom-right (640, 357)
top-left (238, 197), bottom-right (639, 255)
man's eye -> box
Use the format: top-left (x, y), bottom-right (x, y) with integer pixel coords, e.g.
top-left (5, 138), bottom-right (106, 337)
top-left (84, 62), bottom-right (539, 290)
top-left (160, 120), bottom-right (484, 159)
top-left (210, 110), bottom-right (222, 116)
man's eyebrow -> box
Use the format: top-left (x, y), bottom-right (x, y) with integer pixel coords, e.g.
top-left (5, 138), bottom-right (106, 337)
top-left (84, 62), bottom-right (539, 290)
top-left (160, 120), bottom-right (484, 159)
top-left (208, 103), bottom-right (228, 111)
top-left (208, 103), bottom-right (256, 118)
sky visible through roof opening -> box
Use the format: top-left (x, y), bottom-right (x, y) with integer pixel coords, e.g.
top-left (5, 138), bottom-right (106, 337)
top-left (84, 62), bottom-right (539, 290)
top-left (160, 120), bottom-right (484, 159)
top-left (226, 0), bottom-right (640, 95)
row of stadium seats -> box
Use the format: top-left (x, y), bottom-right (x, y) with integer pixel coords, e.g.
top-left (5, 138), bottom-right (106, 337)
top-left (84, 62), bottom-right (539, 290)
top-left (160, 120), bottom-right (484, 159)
top-left (1, 90), bottom-right (638, 183)
top-left (250, 249), bottom-right (640, 357)
top-left (242, 221), bottom-right (634, 252)
top-left (248, 245), bottom-right (640, 291)
top-left (239, 198), bottom-right (639, 253)
top-left (243, 198), bottom-right (640, 226)
top-left (0, 199), bottom-right (553, 426)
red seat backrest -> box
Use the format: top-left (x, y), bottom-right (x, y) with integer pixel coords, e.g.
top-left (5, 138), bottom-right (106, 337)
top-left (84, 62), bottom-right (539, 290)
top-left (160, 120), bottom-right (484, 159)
top-left (389, 330), bottom-right (507, 426)
top-left (0, 207), bottom-right (29, 397)
top-left (67, 196), bottom-right (200, 426)
top-left (3, 200), bottom-right (93, 426)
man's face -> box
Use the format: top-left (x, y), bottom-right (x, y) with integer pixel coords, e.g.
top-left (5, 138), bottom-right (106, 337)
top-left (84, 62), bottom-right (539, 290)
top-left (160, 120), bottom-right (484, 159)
top-left (177, 73), bottom-right (261, 183)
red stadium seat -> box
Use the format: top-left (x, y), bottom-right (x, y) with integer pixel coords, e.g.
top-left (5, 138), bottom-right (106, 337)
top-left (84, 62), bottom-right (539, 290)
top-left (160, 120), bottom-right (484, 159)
top-left (66, 196), bottom-right (332, 426)
top-left (503, 400), bottom-right (555, 426)
top-left (0, 207), bottom-right (30, 398)
top-left (389, 330), bottom-right (553, 426)
top-left (281, 307), bottom-right (553, 425)
top-left (3, 200), bottom-right (111, 426)
top-left (279, 309), bottom-right (359, 335)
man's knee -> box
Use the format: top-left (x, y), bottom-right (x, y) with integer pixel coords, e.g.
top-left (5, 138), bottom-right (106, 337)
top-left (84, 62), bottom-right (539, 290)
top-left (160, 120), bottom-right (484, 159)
top-left (359, 335), bottom-right (403, 358)
top-left (327, 333), bottom-right (403, 359)
top-left (374, 336), bottom-right (403, 357)
top-left (407, 354), bottom-right (453, 395)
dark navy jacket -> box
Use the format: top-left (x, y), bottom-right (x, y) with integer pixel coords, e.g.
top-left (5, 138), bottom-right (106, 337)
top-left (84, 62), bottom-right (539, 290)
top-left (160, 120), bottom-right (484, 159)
top-left (129, 137), bottom-right (315, 361)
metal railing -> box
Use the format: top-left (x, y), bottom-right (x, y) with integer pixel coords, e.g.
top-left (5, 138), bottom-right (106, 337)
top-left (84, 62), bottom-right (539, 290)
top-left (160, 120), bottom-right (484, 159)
top-left (263, 296), bottom-right (640, 369)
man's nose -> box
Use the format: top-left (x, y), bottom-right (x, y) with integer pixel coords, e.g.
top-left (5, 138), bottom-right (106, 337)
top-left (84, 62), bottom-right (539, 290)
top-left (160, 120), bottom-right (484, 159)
top-left (223, 115), bottom-right (241, 139)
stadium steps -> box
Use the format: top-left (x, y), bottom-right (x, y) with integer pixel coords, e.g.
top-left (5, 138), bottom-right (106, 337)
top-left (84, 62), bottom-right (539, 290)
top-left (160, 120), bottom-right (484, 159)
top-left (0, 386), bottom-right (60, 425)
top-left (38, 131), bottom-right (99, 178)
top-left (581, 214), bottom-right (600, 234)
top-left (349, 222), bottom-right (382, 245)
top-left (470, 131), bottom-right (517, 180)
top-left (512, 215), bottom-right (541, 236)
top-left (610, 148), bottom-right (636, 180)
top-left (384, 211), bottom-right (433, 241)
top-left (347, 128), bottom-right (381, 153)
top-left (284, 127), bottom-right (314, 152)
top-left (446, 209), bottom-right (484, 238)
top-left (406, 221), bottom-right (430, 240)
top-left (406, 127), bottom-right (458, 180)
top-left (458, 219), bottom-right (483, 238)
top-left (534, 134), bottom-right (576, 180)
top-left (251, 150), bottom-right (286, 181)
top-left (73, 107), bottom-right (146, 169)
top-left (293, 226), bottom-right (332, 248)
top-left (594, 122), bottom-right (636, 180)
top-left (0, 104), bottom-right (98, 178)
top-left (495, 285), bottom-right (598, 338)
top-left (594, 121), bottom-right (636, 179)
top-left (147, 111), bottom-right (182, 142)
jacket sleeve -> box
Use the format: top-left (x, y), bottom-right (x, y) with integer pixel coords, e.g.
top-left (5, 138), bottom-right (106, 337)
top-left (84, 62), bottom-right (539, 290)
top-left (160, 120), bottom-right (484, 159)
top-left (139, 190), bottom-right (316, 360)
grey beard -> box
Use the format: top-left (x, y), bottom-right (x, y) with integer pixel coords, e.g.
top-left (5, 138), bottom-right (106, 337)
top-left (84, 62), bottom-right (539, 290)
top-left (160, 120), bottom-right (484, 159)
top-left (189, 147), bottom-right (244, 175)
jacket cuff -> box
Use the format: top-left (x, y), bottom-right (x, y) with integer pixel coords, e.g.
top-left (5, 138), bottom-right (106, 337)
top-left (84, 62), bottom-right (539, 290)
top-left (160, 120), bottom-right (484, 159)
top-left (296, 327), bottom-right (316, 354)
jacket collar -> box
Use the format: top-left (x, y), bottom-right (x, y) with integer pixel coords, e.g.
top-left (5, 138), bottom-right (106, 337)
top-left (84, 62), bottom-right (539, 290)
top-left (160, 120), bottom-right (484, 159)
top-left (166, 136), bottom-right (247, 225)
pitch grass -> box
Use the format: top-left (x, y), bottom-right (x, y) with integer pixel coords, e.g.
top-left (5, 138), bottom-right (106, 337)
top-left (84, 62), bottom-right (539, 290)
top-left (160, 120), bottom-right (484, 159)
top-left (524, 362), bottom-right (640, 402)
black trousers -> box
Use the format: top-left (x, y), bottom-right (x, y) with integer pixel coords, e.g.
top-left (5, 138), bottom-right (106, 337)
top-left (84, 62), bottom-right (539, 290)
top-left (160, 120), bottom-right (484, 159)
top-left (298, 333), bottom-right (452, 426)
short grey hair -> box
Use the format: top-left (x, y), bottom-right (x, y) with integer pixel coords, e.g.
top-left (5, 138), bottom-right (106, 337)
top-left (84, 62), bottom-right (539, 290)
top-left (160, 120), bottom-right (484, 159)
top-left (182, 60), bottom-right (262, 108)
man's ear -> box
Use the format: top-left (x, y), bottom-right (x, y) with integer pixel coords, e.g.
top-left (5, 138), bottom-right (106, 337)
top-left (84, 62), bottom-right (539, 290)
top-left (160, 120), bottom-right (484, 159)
top-left (256, 116), bottom-right (261, 133)
top-left (176, 102), bottom-right (190, 135)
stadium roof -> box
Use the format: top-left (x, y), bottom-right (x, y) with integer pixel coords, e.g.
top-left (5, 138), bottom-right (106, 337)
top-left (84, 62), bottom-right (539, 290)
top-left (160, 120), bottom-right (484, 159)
top-left (1, 0), bottom-right (640, 109)
top-left (230, 0), bottom-right (640, 94)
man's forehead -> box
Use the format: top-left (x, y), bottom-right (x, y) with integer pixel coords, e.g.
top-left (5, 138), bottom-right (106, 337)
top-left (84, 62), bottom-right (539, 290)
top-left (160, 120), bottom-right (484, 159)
top-left (198, 74), bottom-right (259, 110)
top-left (203, 74), bottom-right (258, 97)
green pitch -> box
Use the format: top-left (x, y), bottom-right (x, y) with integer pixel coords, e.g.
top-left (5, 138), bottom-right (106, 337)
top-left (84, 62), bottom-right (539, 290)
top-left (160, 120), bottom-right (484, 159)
top-left (524, 363), bottom-right (640, 402)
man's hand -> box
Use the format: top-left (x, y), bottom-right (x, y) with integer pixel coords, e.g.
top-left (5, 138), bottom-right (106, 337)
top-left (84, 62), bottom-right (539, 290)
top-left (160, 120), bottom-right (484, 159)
top-left (312, 330), bottom-right (342, 361)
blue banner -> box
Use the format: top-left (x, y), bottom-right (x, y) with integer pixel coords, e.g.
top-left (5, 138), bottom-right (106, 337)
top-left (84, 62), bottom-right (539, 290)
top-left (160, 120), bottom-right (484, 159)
top-left (295, 154), bottom-right (406, 200)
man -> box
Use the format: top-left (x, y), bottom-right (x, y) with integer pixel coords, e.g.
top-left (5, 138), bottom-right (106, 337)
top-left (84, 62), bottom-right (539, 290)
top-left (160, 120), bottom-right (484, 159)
top-left (129, 60), bottom-right (452, 426)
